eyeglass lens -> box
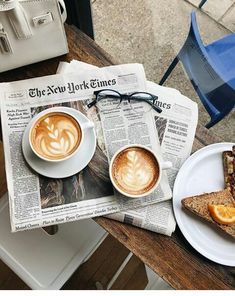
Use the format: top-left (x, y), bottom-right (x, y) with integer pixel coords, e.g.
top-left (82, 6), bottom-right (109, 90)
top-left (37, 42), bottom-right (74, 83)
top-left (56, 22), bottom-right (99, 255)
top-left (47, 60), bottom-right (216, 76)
top-left (96, 90), bottom-right (121, 111)
top-left (129, 93), bottom-right (154, 113)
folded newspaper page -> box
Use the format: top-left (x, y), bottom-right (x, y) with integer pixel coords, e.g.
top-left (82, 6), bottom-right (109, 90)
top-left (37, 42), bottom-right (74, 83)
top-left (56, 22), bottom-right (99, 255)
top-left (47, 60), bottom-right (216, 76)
top-left (0, 63), bottom-right (172, 232)
top-left (58, 61), bottom-right (198, 236)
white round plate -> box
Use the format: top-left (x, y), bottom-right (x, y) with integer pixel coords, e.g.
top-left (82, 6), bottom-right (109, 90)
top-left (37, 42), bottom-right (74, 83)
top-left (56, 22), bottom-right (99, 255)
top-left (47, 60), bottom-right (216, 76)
top-left (22, 107), bottom-right (96, 178)
top-left (173, 142), bottom-right (235, 266)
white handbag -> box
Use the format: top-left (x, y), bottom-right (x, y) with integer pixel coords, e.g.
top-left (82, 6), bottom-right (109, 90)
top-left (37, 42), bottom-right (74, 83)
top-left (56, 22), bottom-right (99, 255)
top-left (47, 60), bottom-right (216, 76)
top-left (0, 0), bottom-right (68, 73)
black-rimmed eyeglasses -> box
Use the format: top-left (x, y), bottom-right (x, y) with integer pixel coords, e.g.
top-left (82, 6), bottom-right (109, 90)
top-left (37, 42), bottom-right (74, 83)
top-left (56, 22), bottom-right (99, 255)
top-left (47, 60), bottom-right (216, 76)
top-left (87, 89), bottom-right (162, 113)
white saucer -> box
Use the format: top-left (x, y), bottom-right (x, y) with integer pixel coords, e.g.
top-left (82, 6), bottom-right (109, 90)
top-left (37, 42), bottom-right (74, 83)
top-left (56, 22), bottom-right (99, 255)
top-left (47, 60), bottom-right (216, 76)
top-left (173, 142), bottom-right (235, 266)
top-left (22, 107), bottom-right (97, 179)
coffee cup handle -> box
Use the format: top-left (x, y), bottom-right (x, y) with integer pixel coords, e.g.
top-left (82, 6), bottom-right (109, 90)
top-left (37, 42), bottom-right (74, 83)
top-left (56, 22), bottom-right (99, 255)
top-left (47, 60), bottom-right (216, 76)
top-left (82, 121), bottom-right (94, 130)
top-left (161, 161), bottom-right (172, 170)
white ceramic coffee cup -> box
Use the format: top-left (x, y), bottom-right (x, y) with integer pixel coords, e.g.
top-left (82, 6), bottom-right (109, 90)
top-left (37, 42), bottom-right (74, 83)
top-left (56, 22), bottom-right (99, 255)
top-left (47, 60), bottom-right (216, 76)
top-left (109, 144), bottom-right (172, 198)
top-left (29, 107), bottom-right (94, 162)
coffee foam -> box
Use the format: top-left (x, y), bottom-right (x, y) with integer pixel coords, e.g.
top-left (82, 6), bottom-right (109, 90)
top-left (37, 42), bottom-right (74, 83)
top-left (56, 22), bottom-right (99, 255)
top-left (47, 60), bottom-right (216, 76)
top-left (112, 147), bottom-right (159, 196)
top-left (31, 112), bottom-right (81, 160)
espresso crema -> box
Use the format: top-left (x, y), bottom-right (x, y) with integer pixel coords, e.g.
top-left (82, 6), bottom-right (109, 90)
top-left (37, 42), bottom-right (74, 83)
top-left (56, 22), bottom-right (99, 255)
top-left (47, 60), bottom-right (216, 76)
top-left (112, 147), bottom-right (159, 196)
top-left (30, 112), bottom-right (81, 160)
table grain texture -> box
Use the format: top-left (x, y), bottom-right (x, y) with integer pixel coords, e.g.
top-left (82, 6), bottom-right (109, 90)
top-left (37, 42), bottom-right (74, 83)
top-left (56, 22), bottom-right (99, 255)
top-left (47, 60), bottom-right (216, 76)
top-left (0, 25), bottom-right (234, 290)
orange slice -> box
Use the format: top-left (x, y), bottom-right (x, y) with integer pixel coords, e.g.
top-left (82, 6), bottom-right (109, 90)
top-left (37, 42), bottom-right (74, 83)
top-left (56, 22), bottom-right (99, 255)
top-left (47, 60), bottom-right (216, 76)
top-left (208, 204), bottom-right (235, 225)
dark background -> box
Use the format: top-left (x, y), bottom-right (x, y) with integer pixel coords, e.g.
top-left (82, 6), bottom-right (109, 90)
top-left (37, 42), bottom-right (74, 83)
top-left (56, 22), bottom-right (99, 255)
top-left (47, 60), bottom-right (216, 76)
top-left (64, 0), bottom-right (94, 39)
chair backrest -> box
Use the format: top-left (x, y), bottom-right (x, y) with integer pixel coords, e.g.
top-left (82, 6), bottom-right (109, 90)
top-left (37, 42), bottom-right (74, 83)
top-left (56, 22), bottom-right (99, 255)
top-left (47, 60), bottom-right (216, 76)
top-left (178, 12), bottom-right (235, 119)
top-left (206, 33), bottom-right (235, 87)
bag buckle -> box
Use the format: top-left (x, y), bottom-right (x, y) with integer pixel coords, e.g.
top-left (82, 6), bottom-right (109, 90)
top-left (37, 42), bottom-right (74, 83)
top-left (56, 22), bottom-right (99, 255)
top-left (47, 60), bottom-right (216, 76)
top-left (32, 12), bottom-right (54, 27)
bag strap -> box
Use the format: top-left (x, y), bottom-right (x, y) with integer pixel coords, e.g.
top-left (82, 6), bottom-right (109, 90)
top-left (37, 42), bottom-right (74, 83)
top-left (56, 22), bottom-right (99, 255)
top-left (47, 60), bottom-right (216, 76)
top-left (58, 0), bottom-right (67, 23)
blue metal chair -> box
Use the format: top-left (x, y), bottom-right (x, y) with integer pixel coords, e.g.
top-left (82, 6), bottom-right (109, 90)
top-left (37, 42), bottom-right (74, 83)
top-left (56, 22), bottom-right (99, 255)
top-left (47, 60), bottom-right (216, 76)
top-left (159, 11), bottom-right (235, 128)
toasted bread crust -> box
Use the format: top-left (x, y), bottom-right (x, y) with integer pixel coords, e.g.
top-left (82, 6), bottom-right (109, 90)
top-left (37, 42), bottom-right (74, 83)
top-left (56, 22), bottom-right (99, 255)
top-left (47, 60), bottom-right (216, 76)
top-left (181, 189), bottom-right (235, 239)
top-left (222, 146), bottom-right (235, 199)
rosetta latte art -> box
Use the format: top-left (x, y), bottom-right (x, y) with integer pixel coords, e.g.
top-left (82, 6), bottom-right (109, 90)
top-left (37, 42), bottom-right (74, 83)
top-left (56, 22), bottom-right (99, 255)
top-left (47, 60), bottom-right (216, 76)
top-left (112, 147), bottom-right (159, 195)
top-left (31, 113), bottom-right (81, 160)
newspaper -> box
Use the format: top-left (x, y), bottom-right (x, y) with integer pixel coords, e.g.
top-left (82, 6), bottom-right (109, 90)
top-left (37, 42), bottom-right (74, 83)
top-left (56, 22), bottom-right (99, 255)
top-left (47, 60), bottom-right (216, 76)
top-left (60, 61), bottom-right (198, 236)
top-left (0, 63), bottom-right (174, 232)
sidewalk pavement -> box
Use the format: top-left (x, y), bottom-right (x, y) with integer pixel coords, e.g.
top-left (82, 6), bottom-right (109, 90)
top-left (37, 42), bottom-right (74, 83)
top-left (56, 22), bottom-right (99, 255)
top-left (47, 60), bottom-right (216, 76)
top-left (185, 0), bottom-right (235, 32)
top-left (187, 0), bottom-right (235, 31)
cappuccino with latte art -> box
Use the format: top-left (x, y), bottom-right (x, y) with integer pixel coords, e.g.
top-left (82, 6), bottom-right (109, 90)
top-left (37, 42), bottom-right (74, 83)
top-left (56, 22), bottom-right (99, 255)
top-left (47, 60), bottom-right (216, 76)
top-left (110, 145), bottom-right (161, 198)
top-left (30, 112), bottom-right (82, 161)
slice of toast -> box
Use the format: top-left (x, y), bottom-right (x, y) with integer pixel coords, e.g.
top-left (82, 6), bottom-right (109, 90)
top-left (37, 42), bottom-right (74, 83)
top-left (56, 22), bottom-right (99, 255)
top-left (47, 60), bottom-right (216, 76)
top-left (223, 145), bottom-right (235, 199)
top-left (181, 189), bottom-right (235, 239)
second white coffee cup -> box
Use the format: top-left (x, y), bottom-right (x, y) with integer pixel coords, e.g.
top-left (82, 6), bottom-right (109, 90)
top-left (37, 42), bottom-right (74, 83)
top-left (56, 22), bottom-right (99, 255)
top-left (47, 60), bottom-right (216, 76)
top-left (109, 144), bottom-right (172, 198)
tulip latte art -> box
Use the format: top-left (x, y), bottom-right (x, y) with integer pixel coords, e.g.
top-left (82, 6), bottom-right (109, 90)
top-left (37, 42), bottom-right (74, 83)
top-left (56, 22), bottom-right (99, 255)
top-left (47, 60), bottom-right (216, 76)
top-left (30, 112), bottom-right (81, 160)
top-left (111, 147), bottom-right (159, 196)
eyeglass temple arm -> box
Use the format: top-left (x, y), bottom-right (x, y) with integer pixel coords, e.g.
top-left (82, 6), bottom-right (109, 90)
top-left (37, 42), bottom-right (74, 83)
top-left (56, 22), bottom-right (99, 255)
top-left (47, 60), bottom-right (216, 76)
top-left (147, 96), bottom-right (162, 113)
top-left (151, 103), bottom-right (162, 113)
top-left (87, 100), bottom-right (97, 109)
